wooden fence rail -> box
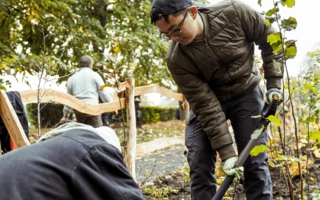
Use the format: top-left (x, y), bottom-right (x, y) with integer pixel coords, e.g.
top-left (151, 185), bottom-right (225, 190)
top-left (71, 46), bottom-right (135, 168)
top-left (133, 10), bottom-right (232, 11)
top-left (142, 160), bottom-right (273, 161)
top-left (1, 78), bottom-right (189, 179)
top-left (20, 89), bottom-right (126, 114)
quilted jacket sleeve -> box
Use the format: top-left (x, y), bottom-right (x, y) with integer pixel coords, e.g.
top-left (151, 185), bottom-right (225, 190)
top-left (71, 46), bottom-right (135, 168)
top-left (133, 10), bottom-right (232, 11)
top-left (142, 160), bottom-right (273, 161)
top-left (167, 44), bottom-right (236, 161)
top-left (233, 0), bottom-right (283, 89)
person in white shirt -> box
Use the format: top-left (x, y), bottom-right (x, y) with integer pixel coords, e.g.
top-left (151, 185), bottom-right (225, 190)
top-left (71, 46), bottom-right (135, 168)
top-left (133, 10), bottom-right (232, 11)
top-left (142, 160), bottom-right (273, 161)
top-left (60, 55), bottom-right (112, 127)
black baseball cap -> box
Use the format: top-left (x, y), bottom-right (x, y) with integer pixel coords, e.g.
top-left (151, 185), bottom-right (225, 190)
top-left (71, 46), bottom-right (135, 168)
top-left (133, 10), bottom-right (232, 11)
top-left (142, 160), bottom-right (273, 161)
top-left (150, 0), bottom-right (194, 24)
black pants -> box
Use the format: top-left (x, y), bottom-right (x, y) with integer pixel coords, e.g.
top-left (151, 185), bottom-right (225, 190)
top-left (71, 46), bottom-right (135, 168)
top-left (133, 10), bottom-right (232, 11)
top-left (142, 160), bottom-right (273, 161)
top-left (186, 85), bottom-right (272, 200)
top-left (74, 110), bottom-right (102, 128)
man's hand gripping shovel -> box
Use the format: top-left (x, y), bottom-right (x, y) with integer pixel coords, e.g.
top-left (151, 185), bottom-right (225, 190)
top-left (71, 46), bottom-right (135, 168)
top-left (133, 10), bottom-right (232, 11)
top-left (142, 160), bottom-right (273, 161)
top-left (212, 94), bottom-right (280, 200)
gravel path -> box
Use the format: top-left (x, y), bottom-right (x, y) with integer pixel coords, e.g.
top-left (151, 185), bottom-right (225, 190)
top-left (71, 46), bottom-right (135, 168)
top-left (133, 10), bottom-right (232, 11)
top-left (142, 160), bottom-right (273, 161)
top-left (135, 144), bottom-right (188, 183)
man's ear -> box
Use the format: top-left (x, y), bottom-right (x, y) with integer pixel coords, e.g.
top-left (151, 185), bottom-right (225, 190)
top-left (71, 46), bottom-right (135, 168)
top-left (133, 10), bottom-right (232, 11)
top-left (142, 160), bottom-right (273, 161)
top-left (189, 6), bottom-right (198, 19)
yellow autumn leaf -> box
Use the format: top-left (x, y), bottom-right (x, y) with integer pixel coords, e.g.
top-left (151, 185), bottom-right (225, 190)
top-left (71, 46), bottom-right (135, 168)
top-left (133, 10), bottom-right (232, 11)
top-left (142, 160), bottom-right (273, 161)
top-left (27, 8), bottom-right (40, 21)
top-left (113, 46), bottom-right (120, 53)
top-left (34, 11), bottom-right (40, 19)
top-left (0, 62), bottom-right (6, 70)
top-left (27, 13), bottom-right (33, 21)
top-left (310, 177), bottom-right (315, 182)
top-left (215, 166), bottom-right (224, 177)
top-left (78, 26), bottom-right (83, 33)
top-left (290, 162), bottom-right (300, 177)
top-left (216, 177), bottom-right (224, 185)
top-left (113, 41), bottom-right (121, 53)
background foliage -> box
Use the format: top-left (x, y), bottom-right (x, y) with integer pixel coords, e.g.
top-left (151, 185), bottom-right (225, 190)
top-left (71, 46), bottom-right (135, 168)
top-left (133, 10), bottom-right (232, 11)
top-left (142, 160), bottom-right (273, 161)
top-left (0, 0), bottom-right (172, 89)
top-left (26, 103), bottom-right (64, 128)
top-left (140, 106), bottom-right (177, 124)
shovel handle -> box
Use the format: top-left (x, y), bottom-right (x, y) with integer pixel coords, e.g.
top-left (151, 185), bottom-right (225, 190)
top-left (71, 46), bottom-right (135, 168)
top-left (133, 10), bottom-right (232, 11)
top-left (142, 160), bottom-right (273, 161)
top-left (212, 95), bottom-right (279, 200)
top-left (212, 175), bottom-right (234, 200)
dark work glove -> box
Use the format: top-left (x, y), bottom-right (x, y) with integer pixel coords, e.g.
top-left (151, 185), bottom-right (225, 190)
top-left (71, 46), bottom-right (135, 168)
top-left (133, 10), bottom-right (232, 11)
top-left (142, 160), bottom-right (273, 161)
top-left (266, 88), bottom-right (283, 104)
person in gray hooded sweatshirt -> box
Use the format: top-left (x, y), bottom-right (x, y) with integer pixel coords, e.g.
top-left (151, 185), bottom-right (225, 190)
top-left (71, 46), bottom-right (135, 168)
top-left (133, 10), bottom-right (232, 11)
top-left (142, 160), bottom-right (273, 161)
top-left (0, 122), bottom-right (144, 200)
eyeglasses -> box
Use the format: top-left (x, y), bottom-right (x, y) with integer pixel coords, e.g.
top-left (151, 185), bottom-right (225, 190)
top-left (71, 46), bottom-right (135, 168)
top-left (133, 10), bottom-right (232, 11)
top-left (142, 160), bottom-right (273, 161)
top-left (159, 9), bottom-right (189, 40)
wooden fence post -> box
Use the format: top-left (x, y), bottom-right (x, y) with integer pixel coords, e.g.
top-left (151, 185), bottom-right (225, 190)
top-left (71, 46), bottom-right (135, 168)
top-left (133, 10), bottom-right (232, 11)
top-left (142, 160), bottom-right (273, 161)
top-left (183, 98), bottom-right (190, 124)
top-left (125, 77), bottom-right (136, 179)
top-left (0, 91), bottom-right (30, 148)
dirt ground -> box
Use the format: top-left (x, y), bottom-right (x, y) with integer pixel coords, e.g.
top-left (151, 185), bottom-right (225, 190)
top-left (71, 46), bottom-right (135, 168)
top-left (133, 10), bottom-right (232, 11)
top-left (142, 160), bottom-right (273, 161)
top-left (132, 121), bottom-right (320, 200)
top-left (136, 139), bottom-right (320, 199)
top-left (141, 157), bottom-right (320, 200)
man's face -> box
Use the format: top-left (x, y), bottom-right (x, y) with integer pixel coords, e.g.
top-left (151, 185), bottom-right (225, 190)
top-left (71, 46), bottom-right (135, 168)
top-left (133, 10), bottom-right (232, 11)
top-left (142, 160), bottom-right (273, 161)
top-left (155, 8), bottom-right (197, 45)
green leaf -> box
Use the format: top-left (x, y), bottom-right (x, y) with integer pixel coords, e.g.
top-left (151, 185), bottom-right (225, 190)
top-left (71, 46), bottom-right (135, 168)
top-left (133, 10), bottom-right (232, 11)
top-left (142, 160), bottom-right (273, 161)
top-left (267, 115), bottom-right (281, 127)
top-left (266, 7), bottom-right (279, 17)
top-left (268, 161), bottom-right (275, 168)
top-left (300, 116), bottom-right (316, 124)
top-left (265, 17), bottom-right (275, 25)
top-left (272, 43), bottom-right (283, 55)
top-left (258, 0), bottom-right (262, 6)
top-left (267, 33), bottom-right (282, 45)
top-left (278, 155), bottom-right (289, 161)
top-left (285, 46), bottom-right (297, 60)
top-left (285, 40), bottom-right (297, 47)
top-left (303, 83), bottom-right (314, 91)
top-left (281, 0), bottom-right (295, 8)
top-left (309, 130), bottom-right (320, 142)
top-left (250, 145), bottom-right (268, 156)
top-left (0, 0), bottom-right (176, 89)
top-left (267, 32), bottom-right (283, 54)
top-left (265, 19), bottom-right (271, 26)
top-left (281, 17), bottom-right (297, 31)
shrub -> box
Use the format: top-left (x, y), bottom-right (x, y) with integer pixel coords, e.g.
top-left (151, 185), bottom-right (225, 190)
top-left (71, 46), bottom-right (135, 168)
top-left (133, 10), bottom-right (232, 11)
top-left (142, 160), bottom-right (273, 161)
top-left (26, 103), bottom-right (179, 127)
top-left (26, 103), bottom-right (64, 128)
top-left (140, 106), bottom-right (177, 124)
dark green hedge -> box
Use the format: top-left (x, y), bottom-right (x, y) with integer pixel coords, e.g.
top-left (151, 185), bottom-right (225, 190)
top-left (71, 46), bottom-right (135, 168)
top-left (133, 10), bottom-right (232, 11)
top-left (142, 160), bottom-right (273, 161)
top-left (140, 106), bottom-right (178, 124)
top-left (26, 103), bottom-right (65, 128)
top-left (26, 103), bottom-right (179, 128)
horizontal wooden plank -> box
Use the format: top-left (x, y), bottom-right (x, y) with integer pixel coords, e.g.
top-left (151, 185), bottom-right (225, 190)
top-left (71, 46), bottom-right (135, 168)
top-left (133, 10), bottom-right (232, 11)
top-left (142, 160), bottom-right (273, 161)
top-left (20, 89), bottom-right (125, 115)
top-left (135, 84), bottom-right (184, 102)
top-left (19, 84), bottom-right (185, 115)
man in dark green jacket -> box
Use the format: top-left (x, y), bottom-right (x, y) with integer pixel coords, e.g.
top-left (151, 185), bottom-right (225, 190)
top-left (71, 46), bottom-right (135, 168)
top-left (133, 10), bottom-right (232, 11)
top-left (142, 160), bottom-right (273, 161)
top-left (150, 0), bottom-right (283, 199)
